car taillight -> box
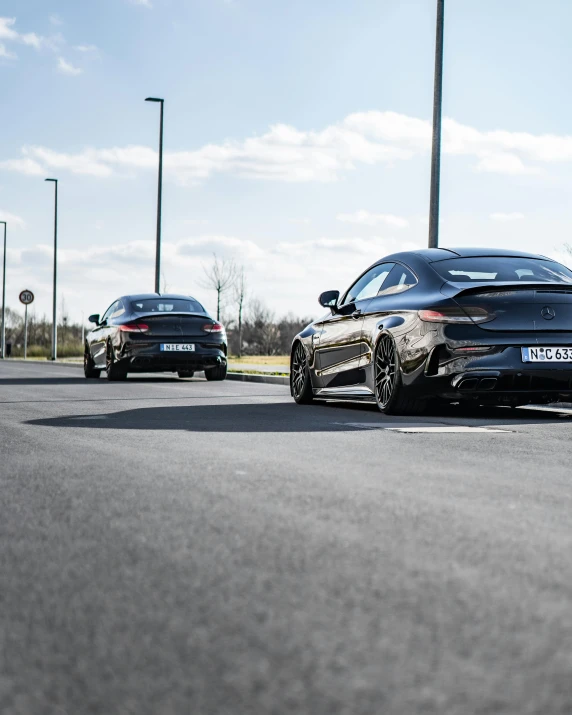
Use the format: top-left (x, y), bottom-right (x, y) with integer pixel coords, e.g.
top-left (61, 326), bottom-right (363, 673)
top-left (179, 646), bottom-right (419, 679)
top-left (119, 323), bottom-right (149, 333)
top-left (418, 307), bottom-right (494, 324)
top-left (203, 322), bottom-right (224, 333)
top-left (453, 346), bottom-right (493, 353)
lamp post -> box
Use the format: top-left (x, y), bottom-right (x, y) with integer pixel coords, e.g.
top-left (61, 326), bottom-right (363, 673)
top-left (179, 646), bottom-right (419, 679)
top-left (45, 178), bottom-right (58, 360)
top-left (145, 97), bottom-right (165, 294)
top-left (428, 0), bottom-right (445, 249)
top-left (1, 221), bottom-right (6, 359)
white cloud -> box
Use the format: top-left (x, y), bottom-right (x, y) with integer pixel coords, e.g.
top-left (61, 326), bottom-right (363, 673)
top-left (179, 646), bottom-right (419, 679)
top-left (0, 210), bottom-right (26, 228)
top-left (0, 42), bottom-right (16, 59)
top-left (289, 218), bottom-right (311, 225)
top-left (129, 0), bottom-right (153, 7)
top-left (490, 212), bottom-right (525, 222)
top-left (57, 57), bottom-right (82, 76)
top-left (49, 15), bottom-right (63, 27)
top-left (73, 44), bottom-right (97, 53)
top-left (0, 157), bottom-right (45, 175)
top-left (337, 210), bottom-right (409, 228)
top-left (0, 17), bottom-right (43, 50)
top-left (475, 154), bottom-right (539, 175)
top-left (4, 110), bottom-right (572, 184)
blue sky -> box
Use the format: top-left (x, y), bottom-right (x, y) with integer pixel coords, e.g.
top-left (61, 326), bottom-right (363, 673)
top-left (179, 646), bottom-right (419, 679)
top-left (2, 0), bottom-right (572, 323)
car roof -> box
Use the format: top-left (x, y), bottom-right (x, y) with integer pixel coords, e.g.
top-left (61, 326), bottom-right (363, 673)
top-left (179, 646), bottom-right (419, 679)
top-left (122, 293), bottom-right (200, 301)
top-left (382, 247), bottom-right (552, 264)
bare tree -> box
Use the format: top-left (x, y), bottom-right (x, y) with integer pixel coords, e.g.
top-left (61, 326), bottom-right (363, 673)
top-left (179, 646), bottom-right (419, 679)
top-left (245, 298), bottom-right (281, 355)
top-left (200, 253), bottom-right (236, 321)
top-left (161, 270), bottom-right (169, 294)
top-left (233, 266), bottom-right (248, 358)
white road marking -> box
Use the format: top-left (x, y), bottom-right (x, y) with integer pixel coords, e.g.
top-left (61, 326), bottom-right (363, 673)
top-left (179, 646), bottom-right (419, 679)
top-left (385, 426), bottom-right (512, 433)
top-left (335, 422), bottom-right (512, 433)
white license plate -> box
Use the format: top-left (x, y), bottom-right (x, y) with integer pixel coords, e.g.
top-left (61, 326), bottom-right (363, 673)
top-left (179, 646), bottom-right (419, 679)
top-left (160, 344), bottom-right (195, 352)
top-left (521, 347), bottom-right (572, 362)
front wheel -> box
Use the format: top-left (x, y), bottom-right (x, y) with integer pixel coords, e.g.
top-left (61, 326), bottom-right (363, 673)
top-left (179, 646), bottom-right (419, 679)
top-left (374, 334), bottom-right (425, 415)
top-left (290, 342), bottom-right (314, 404)
top-left (84, 349), bottom-right (101, 379)
top-left (204, 364), bottom-right (227, 381)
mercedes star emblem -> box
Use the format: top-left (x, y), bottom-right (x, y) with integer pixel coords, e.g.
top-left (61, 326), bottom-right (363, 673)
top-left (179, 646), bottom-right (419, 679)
top-left (541, 306), bottom-right (556, 320)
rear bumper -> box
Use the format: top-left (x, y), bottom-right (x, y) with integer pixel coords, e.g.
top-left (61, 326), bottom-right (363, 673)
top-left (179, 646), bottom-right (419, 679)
top-left (426, 345), bottom-right (572, 401)
top-left (119, 341), bottom-right (227, 373)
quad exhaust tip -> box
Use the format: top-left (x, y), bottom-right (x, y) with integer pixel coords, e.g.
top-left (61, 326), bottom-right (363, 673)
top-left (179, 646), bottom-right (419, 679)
top-left (456, 376), bottom-right (498, 391)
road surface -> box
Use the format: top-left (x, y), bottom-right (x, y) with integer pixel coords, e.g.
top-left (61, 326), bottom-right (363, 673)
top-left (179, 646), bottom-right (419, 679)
top-left (1, 360), bottom-right (572, 715)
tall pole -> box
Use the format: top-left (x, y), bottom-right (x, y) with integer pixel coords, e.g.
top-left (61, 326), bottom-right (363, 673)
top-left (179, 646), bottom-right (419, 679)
top-left (0, 221), bottom-right (6, 359)
top-left (24, 304), bottom-right (28, 360)
top-left (428, 0), bottom-right (445, 249)
top-left (145, 97), bottom-right (165, 294)
top-left (45, 179), bottom-right (58, 360)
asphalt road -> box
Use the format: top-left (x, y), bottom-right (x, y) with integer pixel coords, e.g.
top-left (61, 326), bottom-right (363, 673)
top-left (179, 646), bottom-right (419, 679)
top-left (2, 361), bottom-right (572, 715)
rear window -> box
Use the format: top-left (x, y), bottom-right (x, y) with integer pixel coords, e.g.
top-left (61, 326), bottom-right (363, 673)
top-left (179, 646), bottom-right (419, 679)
top-left (432, 257), bottom-right (572, 284)
top-left (130, 298), bottom-right (206, 313)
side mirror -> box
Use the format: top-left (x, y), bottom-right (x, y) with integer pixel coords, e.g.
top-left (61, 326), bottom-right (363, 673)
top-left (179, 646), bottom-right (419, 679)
top-left (319, 290), bottom-right (340, 310)
top-left (88, 314), bottom-right (100, 325)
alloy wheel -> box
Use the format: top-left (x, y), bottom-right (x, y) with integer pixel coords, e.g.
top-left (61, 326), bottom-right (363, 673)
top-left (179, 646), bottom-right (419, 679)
top-left (375, 335), bottom-right (397, 408)
top-left (291, 343), bottom-right (307, 399)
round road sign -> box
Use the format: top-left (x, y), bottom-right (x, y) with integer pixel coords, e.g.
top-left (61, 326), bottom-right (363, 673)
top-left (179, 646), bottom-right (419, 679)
top-left (19, 290), bottom-right (34, 305)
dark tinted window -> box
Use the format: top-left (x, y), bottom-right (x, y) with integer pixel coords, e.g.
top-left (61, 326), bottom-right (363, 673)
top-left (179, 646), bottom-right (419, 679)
top-left (131, 298), bottom-right (206, 313)
top-left (433, 257), bottom-right (572, 284)
top-left (343, 263), bottom-right (395, 304)
top-left (378, 264), bottom-right (418, 296)
top-left (110, 300), bottom-right (126, 319)
top-left (101, 301), bottom-right (117, 322)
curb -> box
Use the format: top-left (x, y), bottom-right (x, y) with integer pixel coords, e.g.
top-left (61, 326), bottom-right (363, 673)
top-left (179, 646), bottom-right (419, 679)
top-left (2, 358), bottom-right (82, 367)
top-left (226, 372), bottom-right (289, 386)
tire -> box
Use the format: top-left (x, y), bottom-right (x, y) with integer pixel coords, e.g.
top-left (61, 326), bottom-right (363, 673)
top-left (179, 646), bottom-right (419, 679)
top-left (374, 333), bottom-right (426, 415)
top-left (178, 370), bottom-right (195, 379)
top-left (106, 342), bottom-right (128, 381)
top-left (84, 349), bottom-right (101, 379)
top-left (204, 363), bottom-right (227, 381)
top-left (290, 341), bottom-right (314, 404)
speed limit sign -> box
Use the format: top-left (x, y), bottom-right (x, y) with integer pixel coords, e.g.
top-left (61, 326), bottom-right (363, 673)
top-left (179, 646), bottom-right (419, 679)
top-left (19, 290), bottom-right (34, 305)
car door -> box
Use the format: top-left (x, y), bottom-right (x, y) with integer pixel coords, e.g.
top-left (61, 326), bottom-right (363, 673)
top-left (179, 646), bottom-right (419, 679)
top-left (315, 263), bottom-right (395, 389)
top-left (360, 263), bottom-right (420, 371)
top-left (90, 301), bottom-right (117, 368)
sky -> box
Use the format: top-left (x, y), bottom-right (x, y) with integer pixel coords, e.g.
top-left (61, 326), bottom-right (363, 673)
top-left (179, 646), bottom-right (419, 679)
top-left (2, 0), bottom-right (572, 324)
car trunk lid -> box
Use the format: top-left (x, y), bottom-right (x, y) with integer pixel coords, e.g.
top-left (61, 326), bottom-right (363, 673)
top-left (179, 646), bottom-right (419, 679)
top-left (132, 313), bottom-right (213, 338)
top-left (442, 282), bottom-right (572, 332)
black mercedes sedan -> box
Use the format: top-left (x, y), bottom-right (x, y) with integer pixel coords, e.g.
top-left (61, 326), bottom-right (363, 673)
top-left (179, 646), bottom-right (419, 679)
top-left (84, 293), bottom-right (227, 381)
top-left (290, 248), bottom-right (572, 414)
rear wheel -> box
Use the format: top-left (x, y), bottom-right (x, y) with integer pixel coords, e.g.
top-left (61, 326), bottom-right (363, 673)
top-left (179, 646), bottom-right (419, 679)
top-left (178, 370), bottom-right (195, 379)
top-left (204, 363), bottom-right (227, 381)
top-left (374, 334), bottom-right (425, 415)
top-left (290, 342), bottom-right (314, 404)
top-left (84, 348), bottom-right (101, 379)
top-left (106, 342), bottom-right (128, 381)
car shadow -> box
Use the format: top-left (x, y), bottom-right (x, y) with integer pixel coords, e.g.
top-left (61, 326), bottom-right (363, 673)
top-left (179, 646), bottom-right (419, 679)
top-left (26, 400), bottom-right (572, 433)
top-left (26, 402), bottom-right (373, 433)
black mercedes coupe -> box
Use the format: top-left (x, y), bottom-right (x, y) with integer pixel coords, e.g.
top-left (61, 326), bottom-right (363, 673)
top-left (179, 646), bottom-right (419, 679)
top-left (84, 293), bottom-right (227, 381)
top-left (290, 248), bottom-right (572, 414)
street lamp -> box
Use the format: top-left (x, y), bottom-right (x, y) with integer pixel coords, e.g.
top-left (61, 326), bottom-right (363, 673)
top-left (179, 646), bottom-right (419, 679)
top-left (45, 178), bottom-right (58, 360)
top-left (0, 221), bottom-right (6, 359)
top-left (428, 0), bottom-right (445, 249)
top-left (145, 97), bottom-right (165, 294)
